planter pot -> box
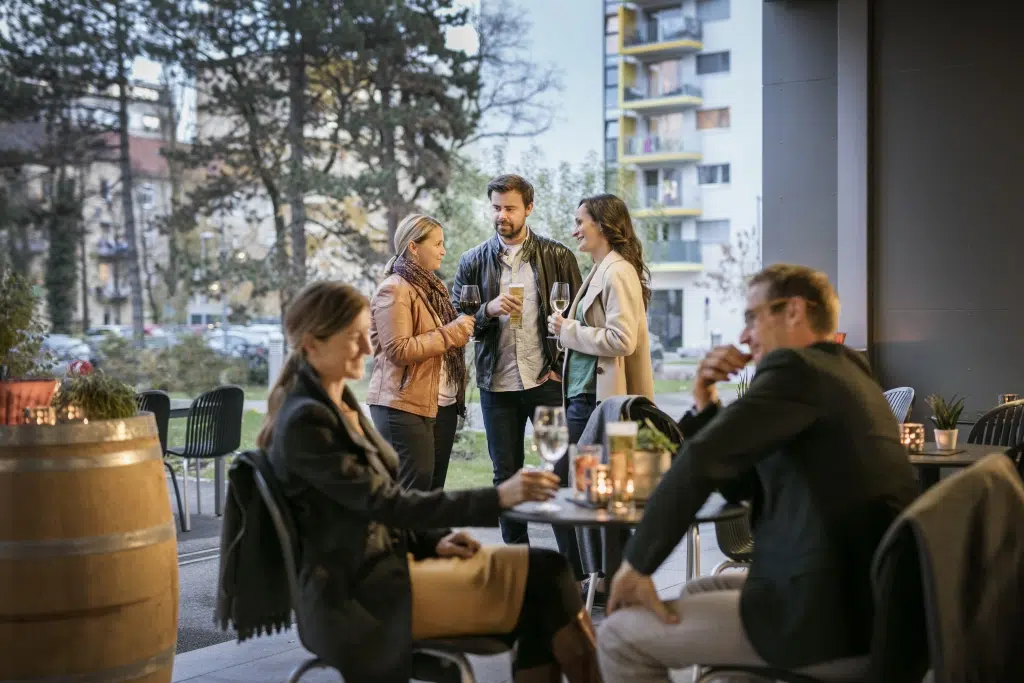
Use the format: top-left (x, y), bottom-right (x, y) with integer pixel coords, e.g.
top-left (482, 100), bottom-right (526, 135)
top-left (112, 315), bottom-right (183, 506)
top-left (0, 414), bottom-right (177, 682)
top-left (0, 378), bottom-right (59, 425)
top-left (934, 428), bottom-right (959, 451)
top-left (632, 449), bottom-right (674, 502)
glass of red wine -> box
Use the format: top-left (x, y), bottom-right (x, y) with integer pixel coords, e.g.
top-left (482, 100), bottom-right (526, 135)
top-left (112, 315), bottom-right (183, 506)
top-left (459, 285), bottom-right (481, 316)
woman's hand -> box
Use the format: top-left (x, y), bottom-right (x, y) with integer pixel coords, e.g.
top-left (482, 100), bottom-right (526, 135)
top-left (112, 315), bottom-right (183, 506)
top-left (497, 468), bottom-right (560, 509)
top-left (435, 530), bottom-right (481, 559)
top-left (547, 312), bottom-right (565, 337)
top-left (445, 314), bottom-right (475, 345)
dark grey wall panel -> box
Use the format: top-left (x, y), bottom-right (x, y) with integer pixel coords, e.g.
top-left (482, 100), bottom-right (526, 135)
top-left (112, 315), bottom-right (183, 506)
top-left (872, 0), bottom-right (1024, 416)
top-left (763, 1), bottom-right (839, 280)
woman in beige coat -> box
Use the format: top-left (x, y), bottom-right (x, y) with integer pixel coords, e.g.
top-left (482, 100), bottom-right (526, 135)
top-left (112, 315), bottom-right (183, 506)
top-left (547, 193), bottom-right (655, 597)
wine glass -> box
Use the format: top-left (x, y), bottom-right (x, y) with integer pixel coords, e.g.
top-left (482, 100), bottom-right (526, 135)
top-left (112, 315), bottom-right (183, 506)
top-left (548, 281), bottom-right (570, 341)
top-left (459, 285), bottom-right (481, 316)
top-left (532, 406), bottom-right (569, 511)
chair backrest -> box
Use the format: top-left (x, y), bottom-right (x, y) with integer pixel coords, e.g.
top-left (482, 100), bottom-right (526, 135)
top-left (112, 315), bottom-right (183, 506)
top-left (136, 389), bottom-right (171, 453)
top-left (621, 396), bottom-right (683, 445)
top-left (250, 455), bottom-right (302, 616)
top-left (968, 398), bottom-right (1024, 448)
top-left (870, 454), bottom-right (1024, 681)
top-left (182, 385), bottom-right (245, 458)
top-left (884, 387), bottom-right (915, 424)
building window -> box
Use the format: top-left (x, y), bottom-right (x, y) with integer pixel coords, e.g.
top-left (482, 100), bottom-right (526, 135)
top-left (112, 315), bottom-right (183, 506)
top-left (141, 114), bottom-right (161, 131)
top-left (605, 66), bottom-right (619, 109)
top-left (697, 0), bottom-right (730, 22)
top-left (698, 163), bottom-right (730, 185)
top-left (605, 121), bottom-right (619, 163)
top-left (649, 290), bottom-right (684, 349)
top-left (138, 183), bottom-right (155, 209)
top-left (605, 15), bottom-right (619, 55)
top-left (696, 107), bottom-right (731, 130)
top-left (697, 51), bottom-right (730, 75)
top-left (698, 219), bottom-right (731, 244)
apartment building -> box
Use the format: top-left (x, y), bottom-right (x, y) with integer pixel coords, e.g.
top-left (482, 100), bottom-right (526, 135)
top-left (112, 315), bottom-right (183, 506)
top-left (603, 0), bottom-right (761, 350)
top-left (0, 81), bottom-right (180, 329)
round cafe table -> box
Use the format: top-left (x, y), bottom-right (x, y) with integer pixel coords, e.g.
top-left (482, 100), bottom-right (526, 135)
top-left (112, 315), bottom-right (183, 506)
top-left (503, 488), bottom-right (748, 582)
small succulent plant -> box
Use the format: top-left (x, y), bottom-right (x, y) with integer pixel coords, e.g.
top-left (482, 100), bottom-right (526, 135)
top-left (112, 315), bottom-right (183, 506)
top-left (925, 393), bottom-right (965, 431)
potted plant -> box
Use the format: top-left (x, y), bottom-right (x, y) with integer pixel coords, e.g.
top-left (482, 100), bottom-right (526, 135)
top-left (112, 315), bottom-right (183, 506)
top-left (634, 418), bottom-right (679, 501)
top-left (735, 371), bottom-right (751, 399)
top-left (0, 270), bottom-right (57, 425)
top-left (52, 361), bottom-right (137, 421)
top-left (926, 393), bottom-right (965, 451)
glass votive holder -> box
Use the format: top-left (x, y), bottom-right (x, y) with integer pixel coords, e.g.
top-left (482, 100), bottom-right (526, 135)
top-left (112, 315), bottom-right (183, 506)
top-left (572, 444), bottom-right (602, 497)
top-left (586, 464), bottom-right (612, 506)
top-left (56, 404), bottom-right (86, 423)
top-left (23, 406), bottom-right (56, 426)
top-left (999, 393), bottom-right (1019, 405)
top-left (900, 423), bottom-right (925, 453)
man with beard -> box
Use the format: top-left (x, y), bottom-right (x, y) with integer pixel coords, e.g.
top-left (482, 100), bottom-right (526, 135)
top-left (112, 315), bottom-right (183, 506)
top-left (453, 174), bottom-right (583, 545)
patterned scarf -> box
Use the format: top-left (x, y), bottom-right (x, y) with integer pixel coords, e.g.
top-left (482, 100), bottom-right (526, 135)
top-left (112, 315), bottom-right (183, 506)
top-left (391, 256), bottom-right (467, 397)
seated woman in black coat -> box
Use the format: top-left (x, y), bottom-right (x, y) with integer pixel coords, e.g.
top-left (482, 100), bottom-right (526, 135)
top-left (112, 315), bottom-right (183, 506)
top-left (257, 280), bottom-right (602, 683)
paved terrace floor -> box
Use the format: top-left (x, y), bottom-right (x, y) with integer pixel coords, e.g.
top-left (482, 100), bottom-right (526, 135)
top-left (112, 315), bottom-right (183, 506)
top-left (171, 480), bottom-right (729, 683)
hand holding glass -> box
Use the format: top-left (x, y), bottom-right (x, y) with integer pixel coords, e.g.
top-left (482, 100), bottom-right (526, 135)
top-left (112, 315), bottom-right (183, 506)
top-left (548, 282), bottom-right (570, 340)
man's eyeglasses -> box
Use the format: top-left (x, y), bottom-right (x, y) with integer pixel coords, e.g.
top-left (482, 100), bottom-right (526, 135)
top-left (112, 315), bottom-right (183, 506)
top-left (743, 297), bottom-right (815, 327)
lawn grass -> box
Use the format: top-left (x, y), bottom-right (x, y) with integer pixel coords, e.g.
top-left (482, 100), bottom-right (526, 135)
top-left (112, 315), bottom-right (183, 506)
top-left (166, 408), bottom-right (518, 490)
top-left (169, 385), bottom-right (270, 401)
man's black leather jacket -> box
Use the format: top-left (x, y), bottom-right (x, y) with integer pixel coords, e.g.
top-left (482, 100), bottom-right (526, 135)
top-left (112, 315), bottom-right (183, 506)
top-left (452, 231), bottom-right (583, 391)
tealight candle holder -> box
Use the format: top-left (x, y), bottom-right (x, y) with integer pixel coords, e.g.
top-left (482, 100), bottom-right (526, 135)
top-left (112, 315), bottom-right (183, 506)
top-left (900, 423), bottom-right (925, 453)
top-left (586, 465), bottom-right (612, 506)
top-left (56, 404), bottom-right (86, 423)
top-left (23, 406), bottom-right (56, 426)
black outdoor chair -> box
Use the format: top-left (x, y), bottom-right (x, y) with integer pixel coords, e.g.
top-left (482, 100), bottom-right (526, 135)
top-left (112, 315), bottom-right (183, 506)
top-left (884, 387), bottom-right (915, 424)
top-left (968, 398), bottom-right (1024, 449)
top-left (166, 385), bottom-right (245, 532)
top-left (249, 451), bottom-right (512, 683)
top-left (136, 390), bottom-right (185, 527)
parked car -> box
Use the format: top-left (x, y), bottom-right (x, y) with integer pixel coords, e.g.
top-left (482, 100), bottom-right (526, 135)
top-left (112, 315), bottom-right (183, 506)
top-left (41, 334), bottom-right (93, 376)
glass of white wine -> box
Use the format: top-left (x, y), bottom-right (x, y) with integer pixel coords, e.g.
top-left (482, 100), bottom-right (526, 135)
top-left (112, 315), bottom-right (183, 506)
top-left (532, 406), bottom-right (569, 512)
top-left (548, 282), bottom-right (570, 341)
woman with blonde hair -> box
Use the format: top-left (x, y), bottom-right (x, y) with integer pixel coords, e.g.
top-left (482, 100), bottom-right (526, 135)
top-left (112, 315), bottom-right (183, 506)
top-left (257, 281), bottom-right (602, 683)
top-left (368, 214), bottom-right (475, 491)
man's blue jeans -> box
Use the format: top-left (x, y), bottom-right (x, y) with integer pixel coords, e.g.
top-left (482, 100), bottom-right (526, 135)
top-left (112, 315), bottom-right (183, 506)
top-left (479, 380), bottom-right (564, 544)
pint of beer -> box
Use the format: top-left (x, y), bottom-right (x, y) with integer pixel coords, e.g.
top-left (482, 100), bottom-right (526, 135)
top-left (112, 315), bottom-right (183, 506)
top-left (508, 282), bottom-right (525, 329)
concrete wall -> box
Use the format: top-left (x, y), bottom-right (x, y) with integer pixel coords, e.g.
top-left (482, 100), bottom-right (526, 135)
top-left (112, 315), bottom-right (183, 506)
top-left (871, 0), bottom-right (1024, 416)
top-left (762, 1), bottom-right (838, 281)
top-left (763, 0), bottom-right (1024, 417)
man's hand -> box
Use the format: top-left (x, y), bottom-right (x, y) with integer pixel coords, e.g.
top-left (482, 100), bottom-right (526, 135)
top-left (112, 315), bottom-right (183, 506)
top-left (547, 371), bottom-right (561, 383)
top-left (606, 561), bottom-right (679, 624)
top-left (693, 344), bottom-right (752, 411)
top-left (435, 531), bottom-right (481, 559)
top-left (485, 294), bottom-right (523, 318)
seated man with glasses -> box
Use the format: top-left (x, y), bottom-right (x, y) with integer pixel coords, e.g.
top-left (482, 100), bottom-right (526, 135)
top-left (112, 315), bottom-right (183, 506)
top-left (597, 264), bottom-right (918, 682)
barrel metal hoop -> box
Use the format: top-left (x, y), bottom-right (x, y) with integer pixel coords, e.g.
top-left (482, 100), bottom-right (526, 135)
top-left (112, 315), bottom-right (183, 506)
top-left (0, 521), bottom-right (176, 560)
top-left (4, 644), bottom-right (175, 683)
top-left (0, 445), bottom-right (163, 473)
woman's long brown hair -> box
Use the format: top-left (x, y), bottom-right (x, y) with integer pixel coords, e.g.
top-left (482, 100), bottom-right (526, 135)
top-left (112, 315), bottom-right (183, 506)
top-left (578, 194), bottom-right (652, 309)
top-left (256, 281), bottom-right (369, 450)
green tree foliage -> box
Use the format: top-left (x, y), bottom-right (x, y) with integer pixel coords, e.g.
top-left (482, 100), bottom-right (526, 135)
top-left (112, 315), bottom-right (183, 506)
top-left (44, 177), bottom-right (79, 332)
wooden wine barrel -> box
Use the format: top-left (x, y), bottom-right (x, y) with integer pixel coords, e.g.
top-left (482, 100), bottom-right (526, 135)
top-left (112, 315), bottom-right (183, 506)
top-left (0, 414), bottom-right (178, 683)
